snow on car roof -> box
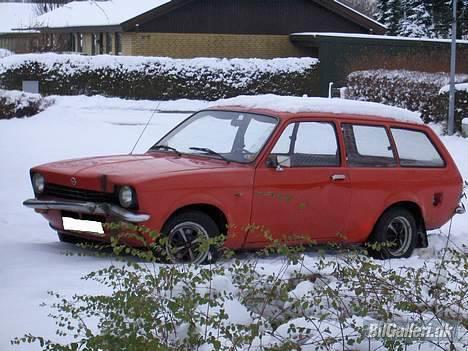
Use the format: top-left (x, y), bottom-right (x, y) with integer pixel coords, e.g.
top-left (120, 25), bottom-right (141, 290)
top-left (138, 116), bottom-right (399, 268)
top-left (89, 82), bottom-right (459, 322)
top-left (211, 95), bottom-right (423, 124)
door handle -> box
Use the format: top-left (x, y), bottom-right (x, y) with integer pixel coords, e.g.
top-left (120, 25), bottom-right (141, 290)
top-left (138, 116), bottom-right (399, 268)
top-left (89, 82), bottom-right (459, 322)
top-left (331, 174), bottom-right (346, 181)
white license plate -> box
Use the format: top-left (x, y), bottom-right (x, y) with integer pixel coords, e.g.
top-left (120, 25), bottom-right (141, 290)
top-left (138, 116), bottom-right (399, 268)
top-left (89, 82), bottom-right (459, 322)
top-left (62, 217), bottom-right (104, 236)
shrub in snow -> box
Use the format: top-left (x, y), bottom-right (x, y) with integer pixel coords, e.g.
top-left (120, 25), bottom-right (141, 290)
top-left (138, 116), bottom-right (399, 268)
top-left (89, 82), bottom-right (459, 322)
top-left (0, 89), bottom-right (53, 119)
top-left (347, 69), bottom-right (468, 131)
top-left (12, 226), bottom-right (468, 350)
top-left (0, 48), bottom-right (13, 59)
top-left (0, 53), bottom-right (320, 100)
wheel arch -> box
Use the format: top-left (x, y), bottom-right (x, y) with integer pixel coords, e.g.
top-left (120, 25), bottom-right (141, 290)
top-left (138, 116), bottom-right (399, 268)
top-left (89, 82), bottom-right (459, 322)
top-left (162, 203), bottom-right (229, 235)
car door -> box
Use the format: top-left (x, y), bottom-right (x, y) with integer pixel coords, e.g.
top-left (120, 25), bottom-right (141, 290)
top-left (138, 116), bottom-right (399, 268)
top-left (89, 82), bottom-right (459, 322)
top-left (245, 119), bottom-right (352, 246)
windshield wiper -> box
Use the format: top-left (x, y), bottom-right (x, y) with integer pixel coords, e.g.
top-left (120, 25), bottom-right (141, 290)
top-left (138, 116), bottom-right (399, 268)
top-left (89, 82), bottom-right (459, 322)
top-left (189, 147), bottom-right (230, 163)
top-left (151, 145), bottom-right (182, 156)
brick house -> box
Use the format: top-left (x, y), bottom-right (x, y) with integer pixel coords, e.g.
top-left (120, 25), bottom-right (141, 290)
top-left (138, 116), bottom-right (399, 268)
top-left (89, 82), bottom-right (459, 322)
top-left (27, 0), bottom-right (385, 58)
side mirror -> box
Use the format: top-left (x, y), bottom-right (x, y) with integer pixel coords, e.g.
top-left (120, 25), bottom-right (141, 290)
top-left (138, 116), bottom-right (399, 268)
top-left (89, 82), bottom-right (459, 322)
top-left (266, 155), bottom-right (279, 168)
top-left (266, 155), bottom-right (286, 172)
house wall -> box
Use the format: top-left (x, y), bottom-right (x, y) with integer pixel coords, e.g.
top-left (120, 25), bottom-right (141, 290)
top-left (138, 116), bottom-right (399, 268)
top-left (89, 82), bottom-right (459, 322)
top-left (124, 32), bottom-right (314, 58)
top-left (133, 0), bottom-right (372, 35)
top-left (0, 33), bottom-right (41, 53)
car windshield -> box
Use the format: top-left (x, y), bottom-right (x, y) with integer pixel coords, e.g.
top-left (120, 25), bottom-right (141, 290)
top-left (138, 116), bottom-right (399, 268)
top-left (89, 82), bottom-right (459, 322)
top-left (150, 110), bottom-right (278, 163)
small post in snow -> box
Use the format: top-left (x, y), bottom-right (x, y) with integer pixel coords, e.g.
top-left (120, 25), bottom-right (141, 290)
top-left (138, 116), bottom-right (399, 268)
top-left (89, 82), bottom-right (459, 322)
top-left (448, 0), bottom-right (457, 136)
top-left (328, 82), bottom-right (334, 98)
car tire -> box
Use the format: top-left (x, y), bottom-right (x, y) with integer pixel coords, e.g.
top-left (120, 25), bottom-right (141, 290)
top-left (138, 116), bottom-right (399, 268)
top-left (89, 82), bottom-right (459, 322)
top-left (367, 208), bottom-right (417, 259)
top-left (161, 210), bottom-right (221, 265)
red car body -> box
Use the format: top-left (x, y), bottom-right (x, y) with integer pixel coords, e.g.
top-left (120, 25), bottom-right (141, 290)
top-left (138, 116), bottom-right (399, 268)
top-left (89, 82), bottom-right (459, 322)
top-left (24, 107), bottom-right (465, 256)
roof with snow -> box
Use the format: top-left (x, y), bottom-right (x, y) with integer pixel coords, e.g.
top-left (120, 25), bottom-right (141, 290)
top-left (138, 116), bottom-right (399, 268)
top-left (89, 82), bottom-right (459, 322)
top-left (0, 3), bottom-right (37, 34)
top-left (210, 95), bottom-right (423, 124)
top-left (291, 32), bottom-right (468, 45)
top-left (29, 0), bottom-right (171, 30)
top-left (23, 0), bottom-right (385, 34)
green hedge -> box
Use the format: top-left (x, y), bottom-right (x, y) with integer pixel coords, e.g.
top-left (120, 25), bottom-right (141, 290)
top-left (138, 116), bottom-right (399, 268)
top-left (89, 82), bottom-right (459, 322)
top-left (0, 54), bottom-right (320, 100)
top-left (347, 70), bottom-right (468, 131)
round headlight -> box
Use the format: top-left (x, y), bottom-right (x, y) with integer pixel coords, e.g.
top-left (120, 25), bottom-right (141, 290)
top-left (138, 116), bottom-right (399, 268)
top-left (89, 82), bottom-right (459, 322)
top-left (118, 186), bottom-right (135, 208)
top-left (32, 173), bottom-right (45, 194)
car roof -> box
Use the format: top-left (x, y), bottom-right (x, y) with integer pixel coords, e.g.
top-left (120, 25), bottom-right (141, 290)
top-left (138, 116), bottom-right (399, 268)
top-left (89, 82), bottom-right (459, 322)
top-left (210, 105), bottom-right (424, 127)
top-left (208, 95), bottom-right (424, 127)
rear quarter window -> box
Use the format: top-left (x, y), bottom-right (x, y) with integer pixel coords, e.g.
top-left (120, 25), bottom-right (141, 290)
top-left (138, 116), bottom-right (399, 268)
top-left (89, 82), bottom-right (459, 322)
top-left (391, 128), bottom-right (445, 168)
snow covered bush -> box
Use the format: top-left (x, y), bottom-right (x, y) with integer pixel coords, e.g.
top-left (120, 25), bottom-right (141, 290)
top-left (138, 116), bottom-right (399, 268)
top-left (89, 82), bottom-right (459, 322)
top-left (0, 53), bottom-right (320, 100)
top-left (438, 84), bottom-right (468, 134)
top-left (12, 227), bottom-right (468, 351)
top-left (0, 49), bottom-right (13, 59)
top-left (0, 89), bottom-right (53, 119)
top-left (347, 70), bottom-right (468, 131)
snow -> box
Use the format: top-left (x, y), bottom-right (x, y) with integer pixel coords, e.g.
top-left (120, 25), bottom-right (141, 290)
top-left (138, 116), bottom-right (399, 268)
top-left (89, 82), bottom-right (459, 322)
top-left (29, 0), bottom-right (171, 29)
top-left (463, 118), bottom-right (468, 126)
top-left (0, 53), bottom-right (318, 74)
top-left (349, 69), bottom-right (468, 88)
top-left (0, 54), bottom-right (318, 88)
top-left (0, 49), bottom-right (13, 59)
top-left (292, 32), bottom-right (468, 45)
top-left (0, 3), bottom-right (37, 33)
top-left (0, 94), bottom-right (467, 350)
top-left (211, 94), bottom-right (423, 124)
top-left (439, 83), bottom-right (468, 94)
top-left (0, 88), bottom-right (50, 108)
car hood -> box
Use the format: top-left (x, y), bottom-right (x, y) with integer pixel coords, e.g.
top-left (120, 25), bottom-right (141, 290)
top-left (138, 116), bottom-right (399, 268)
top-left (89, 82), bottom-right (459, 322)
top-left (35, 154), bottom-right (229, 188)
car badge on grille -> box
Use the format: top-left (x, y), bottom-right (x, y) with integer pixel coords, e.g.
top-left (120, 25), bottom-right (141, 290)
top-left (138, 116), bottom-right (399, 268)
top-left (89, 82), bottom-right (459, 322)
top-left (70, 177), bottom-right (77, 186)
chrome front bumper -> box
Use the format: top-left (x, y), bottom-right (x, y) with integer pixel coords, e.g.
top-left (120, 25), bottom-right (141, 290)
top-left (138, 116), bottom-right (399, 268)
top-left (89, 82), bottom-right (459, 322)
top-left (23, 199), bottom-right (150, 223)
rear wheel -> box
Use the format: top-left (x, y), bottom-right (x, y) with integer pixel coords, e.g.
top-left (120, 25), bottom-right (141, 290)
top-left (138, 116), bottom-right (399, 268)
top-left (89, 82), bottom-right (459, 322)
top-left (367, 208), bottom-right (417, 259)
top-left (161, 211), bottom-right (221, 264)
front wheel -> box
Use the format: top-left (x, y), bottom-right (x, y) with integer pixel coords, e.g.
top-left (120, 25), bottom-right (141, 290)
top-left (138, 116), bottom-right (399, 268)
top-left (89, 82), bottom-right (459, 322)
top-left (161, 211), bottom-right (221, 264)
top-left (367, 208), bottom-right (417, 259)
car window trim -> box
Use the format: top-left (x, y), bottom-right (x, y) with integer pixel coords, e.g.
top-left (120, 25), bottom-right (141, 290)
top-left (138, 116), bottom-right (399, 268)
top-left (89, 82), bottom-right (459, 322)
top-left (268, 120), bottom-right (342, 168)
top-left (341, 122), bottom-right (398, 168)
top-left (389, 126), bottom-right (447, 169)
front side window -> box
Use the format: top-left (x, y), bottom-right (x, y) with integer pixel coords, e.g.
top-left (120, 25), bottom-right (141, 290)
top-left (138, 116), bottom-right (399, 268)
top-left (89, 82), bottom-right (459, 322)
top-left (151, 110), bottom-right (278, 163)
top-left (270, 121), bottom-right (340, 167)
top-left (343, 124), bottom-right (396, 167)
top-left (391, 128), bottom-right (445, 167)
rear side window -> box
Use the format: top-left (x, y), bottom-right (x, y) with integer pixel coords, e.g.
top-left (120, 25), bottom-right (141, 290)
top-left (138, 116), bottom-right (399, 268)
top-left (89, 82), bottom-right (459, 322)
top-left (342, 124), bottom-right (396, 167)
top-left (391, 128), bottom-right (445, 167)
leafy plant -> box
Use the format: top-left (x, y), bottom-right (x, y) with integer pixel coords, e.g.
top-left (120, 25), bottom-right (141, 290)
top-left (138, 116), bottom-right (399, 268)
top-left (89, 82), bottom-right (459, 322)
top-left (12, 225), bottom-right (468, 350)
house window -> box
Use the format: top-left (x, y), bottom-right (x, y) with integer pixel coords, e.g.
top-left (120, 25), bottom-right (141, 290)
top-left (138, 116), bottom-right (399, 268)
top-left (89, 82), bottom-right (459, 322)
top-left (106, 33), bottom-right (112, 54)
top-left (115, 32), bottom-right (122, 55)
top-left (98, 32), bottom-right (104, 54)
top-left (342, 124), bottom-right (396, 167)
top-left (76, 33), bottom-right (83, 52)
top-left (91, 33), bottom-right (97, 55)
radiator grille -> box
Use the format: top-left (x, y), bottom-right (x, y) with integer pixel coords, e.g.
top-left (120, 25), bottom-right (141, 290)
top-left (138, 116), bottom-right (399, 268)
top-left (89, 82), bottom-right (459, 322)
top-left (44, 183), bottom-right (117, 204)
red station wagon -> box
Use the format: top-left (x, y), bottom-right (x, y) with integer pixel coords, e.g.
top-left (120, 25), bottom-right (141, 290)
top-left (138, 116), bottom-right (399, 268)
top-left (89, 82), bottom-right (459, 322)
top-left (24, 97), bottom-right (466, 263)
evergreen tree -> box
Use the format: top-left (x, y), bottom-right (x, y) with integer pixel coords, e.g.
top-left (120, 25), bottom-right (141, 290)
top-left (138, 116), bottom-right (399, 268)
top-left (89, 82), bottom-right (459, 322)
top-left (456, 0), bottom-right (468, 39)
top-left (376, 0), bottom-right (402, 35)
top-left (432, 0), bottom-right (452, 38)
top-left (399, 0), bottom-right (433, 37)
top-left (376, 0), bottom-right (389, 24)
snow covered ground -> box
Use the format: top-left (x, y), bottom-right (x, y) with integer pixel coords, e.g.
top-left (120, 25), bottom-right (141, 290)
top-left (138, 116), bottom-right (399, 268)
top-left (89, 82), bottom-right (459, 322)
top-left (0, 95), bottom-right (467, 350)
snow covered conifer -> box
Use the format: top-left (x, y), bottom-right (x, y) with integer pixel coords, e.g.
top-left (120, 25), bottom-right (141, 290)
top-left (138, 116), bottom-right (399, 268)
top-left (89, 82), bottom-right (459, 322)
top-left (399, 0), bottom-right (433, 37)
